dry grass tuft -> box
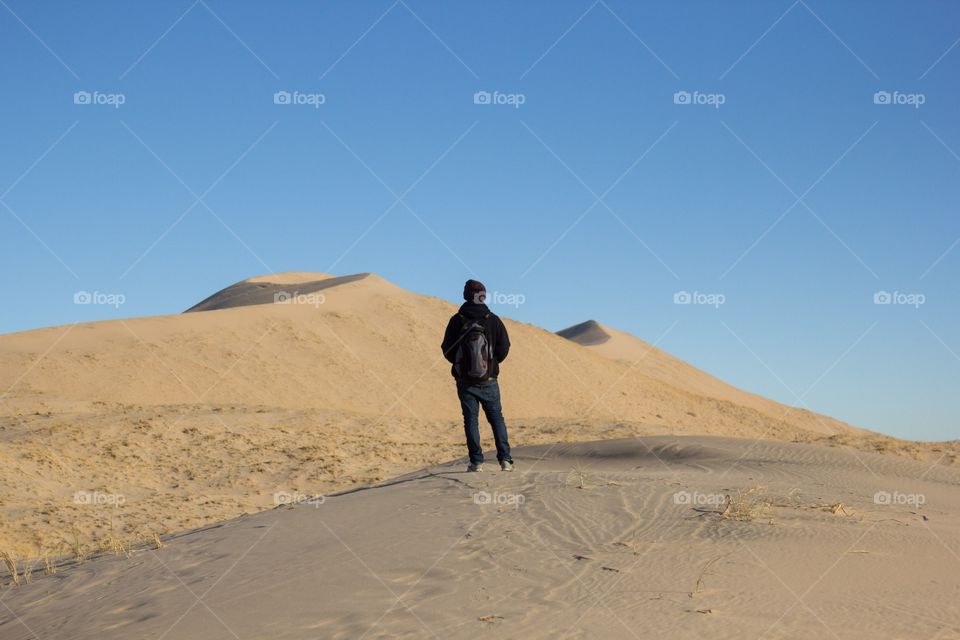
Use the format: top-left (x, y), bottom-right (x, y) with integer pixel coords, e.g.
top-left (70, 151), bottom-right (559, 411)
top-left (99, 517), bottom-right (133, 558)
top-left (720, 486), bottom-right (771, 522)
top-left (67, 530), bottom-right (89, 562)
top-left (565, 465), bottom-right (591, 490)
top-left (827, 502), bottom-right (851, 516)
top-left (0, 550), bottom-right (22, 586)
top-left (0, 551), bottom-right (33, 586)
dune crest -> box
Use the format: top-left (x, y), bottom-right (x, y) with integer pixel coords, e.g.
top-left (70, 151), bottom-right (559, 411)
top-left (244, 271), bottom-right (336, 284)
top-left (184, 272), bottom-right (373, 312)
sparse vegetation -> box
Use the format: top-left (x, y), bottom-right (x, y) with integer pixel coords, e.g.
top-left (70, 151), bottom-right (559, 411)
top-left (719, 486), bottom-right (772, 522)
top-left (100, 516), bottom-right (133, 558)
top-left (826, 503), bottom-right (851, 516)
top-left (152, 533), bottom-right (167, 550)
top-left (1, 527), bottom-right (171, 584)
top-left (0, 550), bottom-right (21, 586)
top-left (67, 529), bottom-right (89, 562)
top-left (565, 465), bottom-right (591, 489)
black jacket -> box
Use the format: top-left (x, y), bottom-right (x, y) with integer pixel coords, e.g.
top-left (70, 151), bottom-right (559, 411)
top-left (441, 302), bottom-right (510, 380)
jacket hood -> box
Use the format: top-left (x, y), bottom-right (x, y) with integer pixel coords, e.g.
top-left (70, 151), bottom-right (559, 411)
top-left (458, 301), bottom-right (491, 319)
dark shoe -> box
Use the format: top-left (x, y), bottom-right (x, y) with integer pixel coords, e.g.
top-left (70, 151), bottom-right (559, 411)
top-left (467, 463), bottom-right (483, 472)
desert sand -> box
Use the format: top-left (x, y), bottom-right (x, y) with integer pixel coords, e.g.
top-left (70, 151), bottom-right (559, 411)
top-left (1, 437), bottom-right (958, 639)
top-left (0, 272), bottom-right (957, 638)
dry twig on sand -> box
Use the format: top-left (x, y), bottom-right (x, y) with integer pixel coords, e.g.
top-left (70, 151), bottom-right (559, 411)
top-left (692, 553), bottom-right (732, 597)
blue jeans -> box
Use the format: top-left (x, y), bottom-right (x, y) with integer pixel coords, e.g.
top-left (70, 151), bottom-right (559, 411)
top-left (456, 379), bottom-right (512, 465)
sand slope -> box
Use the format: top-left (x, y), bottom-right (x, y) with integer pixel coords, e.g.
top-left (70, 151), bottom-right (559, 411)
top-left (557, 319), bottom-right (831, 427)
top-left (2, 437), bottom-right (958, 639)
top-left (0, 273), bottom-right (857, 430)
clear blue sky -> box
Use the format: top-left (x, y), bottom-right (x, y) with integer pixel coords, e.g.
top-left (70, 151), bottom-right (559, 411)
top-left (1, 1), bottom-right (958, 441)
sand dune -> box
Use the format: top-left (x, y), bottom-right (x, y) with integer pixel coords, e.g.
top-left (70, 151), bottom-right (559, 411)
top-left (1, 437), bottom-right (957, 639)
top-left (0, 272), bottom-right (858, 429)
top-left (0, 273), bottom-right (953, 566)
top-left (557, 319), bottom-right (842, 430)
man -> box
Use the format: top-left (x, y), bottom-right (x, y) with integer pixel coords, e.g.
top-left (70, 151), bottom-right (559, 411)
top-left (441, 279), bottom-right (514, 472)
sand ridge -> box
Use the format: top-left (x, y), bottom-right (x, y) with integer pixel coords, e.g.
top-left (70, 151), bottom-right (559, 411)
top-left (184, 272), bottom-right (370, 312)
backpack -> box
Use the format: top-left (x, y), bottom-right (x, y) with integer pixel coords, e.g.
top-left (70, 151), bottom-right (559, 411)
top-left (454, 313), bottom-right (493, 380)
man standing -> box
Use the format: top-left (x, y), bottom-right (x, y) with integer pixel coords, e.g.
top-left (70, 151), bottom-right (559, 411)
top-left (441, 279), bottom-right (514, 472)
